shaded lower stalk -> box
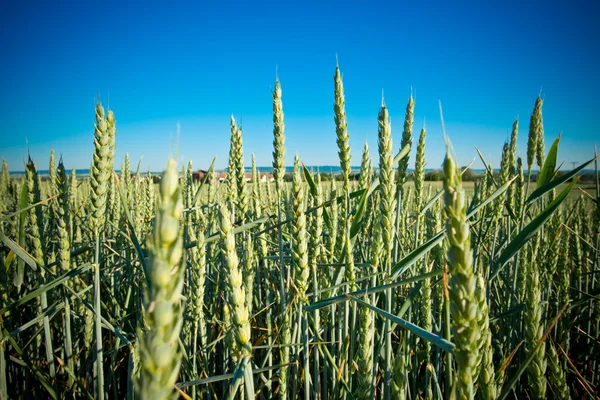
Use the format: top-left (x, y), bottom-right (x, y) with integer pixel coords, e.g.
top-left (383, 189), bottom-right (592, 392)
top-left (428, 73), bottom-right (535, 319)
top-left (94, 236), bottom-right (104, 400)
top-left (524, 240), bottom-right (547, 399)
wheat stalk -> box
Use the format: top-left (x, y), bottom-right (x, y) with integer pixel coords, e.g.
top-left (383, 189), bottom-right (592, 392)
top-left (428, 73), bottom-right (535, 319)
top-left (137, 158), bottom-right (185, 400)
top-left (443, 148), bottom-right (479, 400)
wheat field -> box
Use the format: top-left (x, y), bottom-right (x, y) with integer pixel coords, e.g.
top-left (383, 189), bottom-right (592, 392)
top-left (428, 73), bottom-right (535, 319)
top-left (0, 66), bottom-right (598, 400)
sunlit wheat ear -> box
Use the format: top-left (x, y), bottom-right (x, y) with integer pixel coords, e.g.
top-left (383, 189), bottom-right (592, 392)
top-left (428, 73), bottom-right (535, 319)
top-left (515, 157), bottom-right (525, 218)
top-left (414, 126), bottom-right (426, 207)
top-left (68, 167), bottom-right (79, 242)
top-left (292, 155), bottom-right (309, 301)
top-left (527, 95), bottom-right (544, 171)
top-left (535, 97), bottom-right (545, 169)
top-left (494, 142), bottom-right (510, 222)
top-left (120, 152), bottom-right (132, 206)
top-left (506, 118), bottom-right (519, 210)
top-left (272, 78), bottom-right (286, 194)
top-left (189, 225), bottom-right (207, 344)
top-left (234, 123), bottom-right (248, 221)
top-left (24, 156), bottom-right (49, 359)
top-left (48, 149), bottom-right (56, 196)
top-left (358, 141), bottom-right (372, 190)
top-left (397, 94), bottom-right (415, 187)
top-left (378, 95), bottom-right (398, 400)
top-left (25, 156), bottom-right (44, 270)
top-left (89, 102), bottom-right (111, 234)
top-left (55, 159), bottom-right (71, 275)
top-left (219, 203), bottom-right (252, 358)
top-left (334, 63), bottom-right (351, 188)
top-left (443, 147), bottom-right (479, 400)
top-left (106, 109), bottom-right (116, 172)
top-left (137, 158), bottom-right (185, 400)
top-left (416, 126), bottom-right (432, 397)
top-left (377, 99), bottom-right (396, 263)
top-left (227, 115), bottom-right (239, 206)
top-left (0, 158), bottom-right (10, 197)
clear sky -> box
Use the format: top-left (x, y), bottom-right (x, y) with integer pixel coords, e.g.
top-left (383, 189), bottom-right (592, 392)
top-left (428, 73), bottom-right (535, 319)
top-left (1, 0), bottom-right (598, 172)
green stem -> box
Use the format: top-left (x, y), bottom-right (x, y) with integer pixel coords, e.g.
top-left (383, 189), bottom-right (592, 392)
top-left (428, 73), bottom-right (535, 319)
top-left (0, 323), bottom-right (7, 399)
top-left (94, 235), bottom-right (104, 400)
top-left (444, 288), bottom-right (452, 396)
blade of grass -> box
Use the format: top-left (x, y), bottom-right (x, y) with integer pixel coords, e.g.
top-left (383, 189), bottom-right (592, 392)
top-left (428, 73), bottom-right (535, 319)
top-left (391, 231), bottom-right (445, 279)
top-left (2, 300), bottom-right (65, 341)
top-left (0, 231), bottom-right (37, 271)
top-left (466, 176), bottom-right (517, 218)
top-left (420, 189), bottom-right (443, 215)
top-left (306, 270), bottom-right (441, 311)
top-left (475, 147), bottom-right (499, 187)
top-left (526, 156), bottom-right (596, 205)
top-left (5, 332), bottom-right (58, 399)
top-left (536, 134), bottom-right (560, 187)
top-left (349, 295), bottom-right (455, 353)
top-left (349, 185), bottom-right (368, 240)
top-left (0, 263), bottom-right (92, 315)
top-left (191, 156), bottom-right (216, 206)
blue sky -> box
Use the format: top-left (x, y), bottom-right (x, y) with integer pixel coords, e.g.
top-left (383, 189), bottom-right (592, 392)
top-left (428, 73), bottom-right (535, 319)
top-left (1, 0), bottom-right (598, 172)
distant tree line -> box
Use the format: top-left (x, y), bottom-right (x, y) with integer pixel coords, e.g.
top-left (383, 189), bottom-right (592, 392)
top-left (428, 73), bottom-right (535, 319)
top-left (282, 171), bottom-right (362, 182)
top-left (281, 168), bottom-right (598, 183)
top-left (423, 168), bottom-right (598, 183)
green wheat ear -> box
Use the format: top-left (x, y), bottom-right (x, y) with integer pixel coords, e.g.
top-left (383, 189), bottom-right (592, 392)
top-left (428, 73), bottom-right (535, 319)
top-left (89, 102), bottom-right (116, 235)
top-left (356, 301), bottom-right (374, 400)
top-left (443, 146), bottom-right (480, 400)
top-left (397, 94), bottom-right (415, 188)
top-left (358, 141), bottom-right (372, 190)
top-left (272, 78), bottom-right (286, 194)
top-left (475, 274), bottom-right (496, 400)
top-left (292, 154), bottom-right (309, 301)
top-left (334, 63), bottom-right (351, 188)
top-left (377, 99), bottom-right (396, 263)
top-left (137, 158), bottom-right (185, 400)
top-left (527, 95), bottom-right (544, 171)
top-left (219, 203), bottom-right (252, 358)
top-left (55, 158), bottom-right (71, 275)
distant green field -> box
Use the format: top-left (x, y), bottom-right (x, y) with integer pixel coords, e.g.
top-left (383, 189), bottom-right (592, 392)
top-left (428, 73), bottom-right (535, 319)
top-left (413, 180), bottom-right (595, 204)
